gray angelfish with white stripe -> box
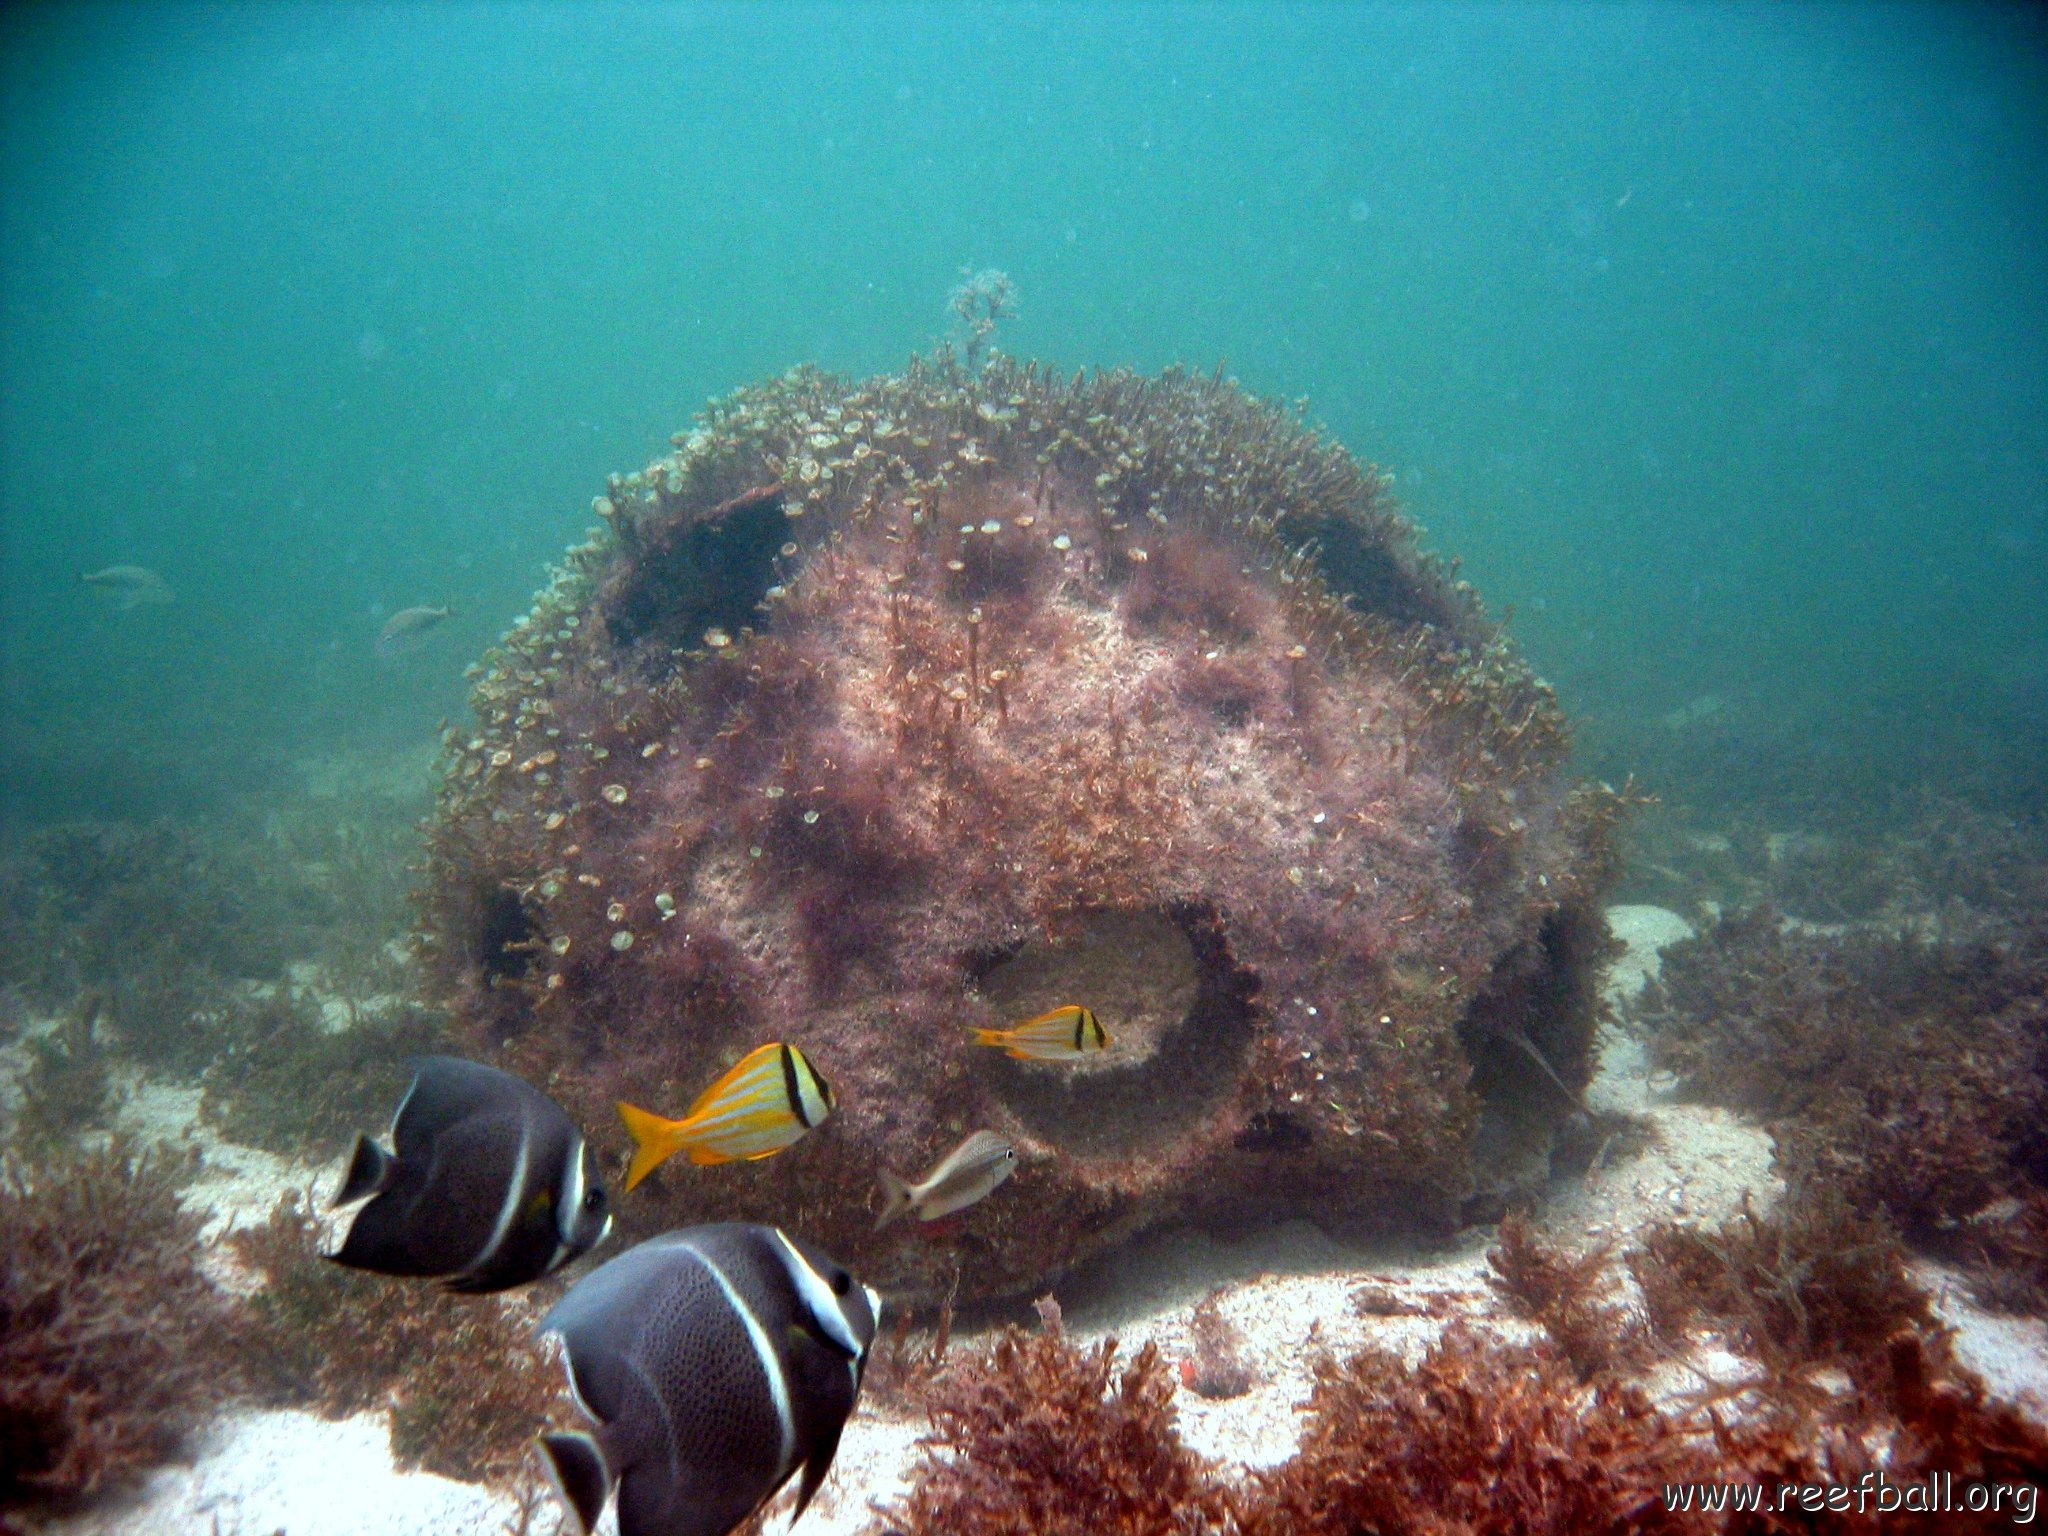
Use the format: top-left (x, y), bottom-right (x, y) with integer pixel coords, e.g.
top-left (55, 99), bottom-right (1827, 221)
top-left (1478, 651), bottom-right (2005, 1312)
top-left (535, 1222), bottom-right (881, 1536)
top-left (874, 1129), bottom-right (1016, 1229)
top-left (327, 1055), bottom-right (611, 1294)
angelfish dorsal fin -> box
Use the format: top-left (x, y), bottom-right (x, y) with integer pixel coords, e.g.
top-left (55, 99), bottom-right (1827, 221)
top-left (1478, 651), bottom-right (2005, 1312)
top-left (331, 1134), bottom-right (394, 1208)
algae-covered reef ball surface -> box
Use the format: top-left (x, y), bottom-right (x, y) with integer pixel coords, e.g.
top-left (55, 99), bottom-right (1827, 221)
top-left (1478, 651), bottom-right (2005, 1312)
top-left (420, 354), bottom-right (1624, 1305)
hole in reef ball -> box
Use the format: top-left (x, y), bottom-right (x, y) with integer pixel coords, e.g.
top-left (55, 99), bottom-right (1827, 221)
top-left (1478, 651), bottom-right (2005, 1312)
top-left (973, 910), bottom-right (1198, 1073)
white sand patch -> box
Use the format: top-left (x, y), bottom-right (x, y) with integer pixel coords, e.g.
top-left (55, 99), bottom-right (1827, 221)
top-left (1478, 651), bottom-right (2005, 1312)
top-left (112, 1075), bottom-right (336, 1297)
top-left (766, 1414), bottom-right (927, 1536)
top-left (1545, 1096), bottom-right (1780, 1235)
top-left (1604, 903), bottom-right (1695, 998)
top-left (1921, 1261), bottom-right (2048, 1422)
top-left (21, 1408), bottom-right (522, 1536)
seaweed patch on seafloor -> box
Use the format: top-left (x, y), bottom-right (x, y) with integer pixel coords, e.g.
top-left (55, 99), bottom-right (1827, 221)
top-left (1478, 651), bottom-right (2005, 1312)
top-left (1640, 904), bottom-right (2048, 1312)
top-left (1486, 1210), bottom-right (1649, 1383)
top-left (1962, 1189), bottom-right (2048, 1317)
top-left (1625, 1179), bottom-right (2048, 1525)
top-left (864, 1247), bottom-right (2047, 1534)
top-left (869, 1295), bottom-right (1233, 1536)
top-left (1664, 1323), bottom-right (2048, 1531)
top-left (1773, 1328), bottom-right (2048, 1533)
top-left (1629, 1180), bottom-right (1931, 1384)
top-left (198, 992), bottom-right (446, 1159)
top-left (0, 981), bottom-right (27, 1044)
top-left (0, 1139), bottom-right (239, 1511)
top-left (0, 807), bottom-right (425, 1088)
top-left (861, 1275), bottom-right (957, 1415)
top-left (1236, 1322), bottom-right (1717, 1536)
top-left (103, 949), bottom-right (250, 1082)
top-left (229, 1190), bottom-right (568, 1484)
top-left (0, 819), bottom-right (312, 1015)
top-left (1759, 792), bottom-right (2048, 929)
top-left (11, 991), bottom-right (113, 1152)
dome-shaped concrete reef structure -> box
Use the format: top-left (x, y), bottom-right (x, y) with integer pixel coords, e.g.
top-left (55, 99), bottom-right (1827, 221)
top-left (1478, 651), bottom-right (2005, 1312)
top-left (419, 353), bottom-right (1625, 1306)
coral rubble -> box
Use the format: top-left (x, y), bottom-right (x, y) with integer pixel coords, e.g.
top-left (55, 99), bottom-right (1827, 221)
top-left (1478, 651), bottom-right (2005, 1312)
top-left (420, 353), bottom-right (1624, 1302)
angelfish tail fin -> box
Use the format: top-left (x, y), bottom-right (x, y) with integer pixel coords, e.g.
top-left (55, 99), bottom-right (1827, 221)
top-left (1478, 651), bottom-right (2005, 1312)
top-left (874, 1169), bottom-right (914, 1230)
top-left (535, 1431), bottom-right (610, 1536)
top-left (332, 1134), bottom-right (394, 1208)
top-left (617, 1101), bottom-right (684, 1193)
top-left (969, 1027), bottom-right (1008, 1046)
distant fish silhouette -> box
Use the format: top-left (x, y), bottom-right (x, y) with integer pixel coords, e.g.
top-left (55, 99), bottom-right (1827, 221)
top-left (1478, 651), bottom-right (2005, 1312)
top-left (79, 565), bottom-right (173, 611)
top-left (376, 604), bottom-right (453, 657)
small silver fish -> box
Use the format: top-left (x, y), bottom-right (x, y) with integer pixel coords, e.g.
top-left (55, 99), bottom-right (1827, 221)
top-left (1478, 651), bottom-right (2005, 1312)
top-left (79, 564), bottom-right (173, 610)
top-left (875, 1129), bottom-right (1016, 1229)
top-left (376, 604), bottom-right (453, 657)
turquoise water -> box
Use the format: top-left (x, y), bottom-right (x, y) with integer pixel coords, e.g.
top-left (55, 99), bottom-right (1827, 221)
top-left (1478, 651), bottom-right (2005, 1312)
top-left (2, 1), bottom-right (2043, 825)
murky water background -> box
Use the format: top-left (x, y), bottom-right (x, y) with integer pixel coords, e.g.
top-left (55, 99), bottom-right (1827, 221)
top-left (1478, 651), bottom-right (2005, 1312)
top-left (3, 3), bottom-right (2042, 832)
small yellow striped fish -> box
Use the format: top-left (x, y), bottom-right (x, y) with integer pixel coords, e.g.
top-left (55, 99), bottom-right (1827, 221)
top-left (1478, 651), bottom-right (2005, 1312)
top-left (970, 1005), bottom-right (1111, 1062)
top-left (617, 1042), bottom-right (833, 1191)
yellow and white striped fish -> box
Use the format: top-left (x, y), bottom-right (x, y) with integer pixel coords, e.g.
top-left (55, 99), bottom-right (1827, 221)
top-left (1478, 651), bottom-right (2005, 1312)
top-left (617, 1042), bottom-right (834, 1192)
top-left (970, 1004), bottom-right (1111, 1062)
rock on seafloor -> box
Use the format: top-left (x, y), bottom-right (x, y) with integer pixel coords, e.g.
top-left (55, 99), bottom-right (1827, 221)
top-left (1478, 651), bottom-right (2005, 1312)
top-left (419, 354), bottom-right (1629, 1306)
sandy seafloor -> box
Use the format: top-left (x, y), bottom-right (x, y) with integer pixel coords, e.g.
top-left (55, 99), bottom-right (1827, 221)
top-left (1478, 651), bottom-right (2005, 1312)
top-left (12, 904), bottom-right (2048, 1536)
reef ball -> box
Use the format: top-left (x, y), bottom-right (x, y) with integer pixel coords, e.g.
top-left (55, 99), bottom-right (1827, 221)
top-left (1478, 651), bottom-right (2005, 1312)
top-left (421, 355), bottom-right (1625, 1305)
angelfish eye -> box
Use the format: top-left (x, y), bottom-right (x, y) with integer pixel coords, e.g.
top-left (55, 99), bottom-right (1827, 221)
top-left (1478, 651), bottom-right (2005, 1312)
top-left (829, 1268), bottom-right (851, 1296)
top-left (585, 1187), bottom-right (608, 1211)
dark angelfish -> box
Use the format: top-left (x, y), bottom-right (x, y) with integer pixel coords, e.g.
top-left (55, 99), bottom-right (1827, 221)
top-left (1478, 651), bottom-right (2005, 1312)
top-left (535, 1223), bottom-right (881, 1536)
top-left (328, 1055), bottom-right (612, 1294)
